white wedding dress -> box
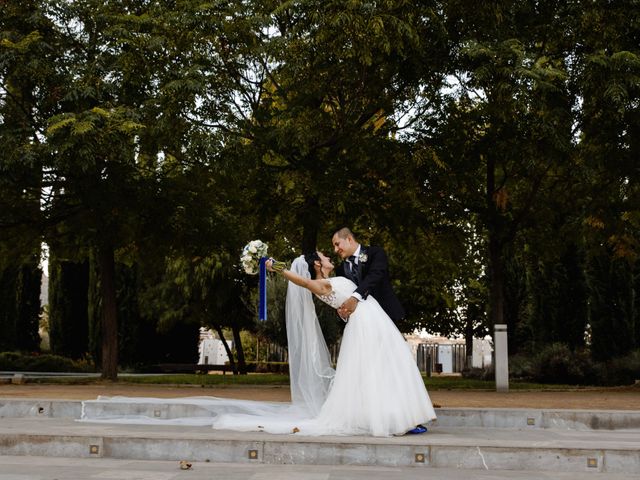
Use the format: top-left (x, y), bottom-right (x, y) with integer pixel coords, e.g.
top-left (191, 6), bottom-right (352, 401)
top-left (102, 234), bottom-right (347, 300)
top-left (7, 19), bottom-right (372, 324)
top-left (80, 261), bottom-right (436, 437)
top-left (309, 276), bottom-right (436, 435)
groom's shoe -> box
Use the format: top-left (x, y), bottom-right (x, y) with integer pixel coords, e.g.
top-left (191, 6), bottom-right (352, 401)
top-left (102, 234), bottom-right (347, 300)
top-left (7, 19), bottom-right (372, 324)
top-left (406, 424), bottom-right (428, 434)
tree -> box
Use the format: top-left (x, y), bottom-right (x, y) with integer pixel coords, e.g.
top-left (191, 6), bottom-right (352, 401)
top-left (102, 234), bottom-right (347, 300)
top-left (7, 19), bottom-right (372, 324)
top-left (421, 2), bottom-right (579, 346)
top-left (202, 1), bottom-right (447, 251)
top-left (0, 0), bottom-right (54, 354)
top-left (2, 1), bottom-right (236, 377)
top-left (570, 0), bottom-right (640, 359)
top-left (48, 256), bottom-right (89, 359)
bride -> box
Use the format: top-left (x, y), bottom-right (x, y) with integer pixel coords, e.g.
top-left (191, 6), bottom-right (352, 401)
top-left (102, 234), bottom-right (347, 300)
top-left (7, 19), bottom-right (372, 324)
top-left (80, 252), bottom-right (436, 437)
top-left (256, 252), bottom-right (437, 436)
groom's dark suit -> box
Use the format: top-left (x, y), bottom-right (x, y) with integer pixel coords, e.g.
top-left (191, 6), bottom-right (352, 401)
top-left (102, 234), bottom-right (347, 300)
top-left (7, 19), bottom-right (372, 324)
top-left (336, 245), bottom-right (405, 323)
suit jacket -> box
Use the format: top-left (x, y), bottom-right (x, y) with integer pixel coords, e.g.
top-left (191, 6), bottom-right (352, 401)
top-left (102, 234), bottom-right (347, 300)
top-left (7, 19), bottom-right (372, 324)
top-left (336, 245), bottom-right (405, 323)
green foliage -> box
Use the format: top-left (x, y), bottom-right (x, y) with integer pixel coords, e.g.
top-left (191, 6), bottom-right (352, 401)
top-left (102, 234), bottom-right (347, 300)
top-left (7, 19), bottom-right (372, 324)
top-left (510, 343), bottom-right (598, 385)
top-left (250, 361), bottom-right (289, 374)
top-left (587, 253), bottom-right (638, 361)
top-left (0, 259), bottom-right (41, 352)
top-left (600, 350), bottom-right (640, 386)
top-left (510, 345), bottom-right (640, 387)
top-left (1, 0), bottom-right (640, 373)
top-left (525, 244), bottom-right (589, 352)
top-left (0, 351), bottom-right (94, 372)
top-left (0, 265), bottom-right (19, 351)
top-left (99, 373), bottom-right (290, 386)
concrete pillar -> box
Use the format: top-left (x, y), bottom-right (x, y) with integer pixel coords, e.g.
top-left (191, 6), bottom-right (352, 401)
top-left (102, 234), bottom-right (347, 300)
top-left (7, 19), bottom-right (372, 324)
top-left (494, 324), bottom-right (509, 392)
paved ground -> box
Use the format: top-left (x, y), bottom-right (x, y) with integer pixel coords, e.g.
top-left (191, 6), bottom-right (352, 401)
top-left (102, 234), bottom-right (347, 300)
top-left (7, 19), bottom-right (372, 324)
top-left (2, 383), bottom-right (639, 478)
top-left (0, 456), bottom-right (638, 480)
top-left (1, 383), bottom-right (639, 410)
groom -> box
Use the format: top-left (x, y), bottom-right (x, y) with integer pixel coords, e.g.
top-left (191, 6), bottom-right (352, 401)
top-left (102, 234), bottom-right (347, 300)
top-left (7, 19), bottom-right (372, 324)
top-left (333, 227), bottom-right (427, 435)
top-left (332, 227), bottom-right (405, 322)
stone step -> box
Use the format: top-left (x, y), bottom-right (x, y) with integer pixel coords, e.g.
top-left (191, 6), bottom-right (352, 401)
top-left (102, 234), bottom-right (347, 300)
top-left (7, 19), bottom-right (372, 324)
top-left (0, 455), bottom-right (637, 480)
top-left (0, 417), bottom-right (638, 474)
top-left (2, 398), bottom-right (640, 430)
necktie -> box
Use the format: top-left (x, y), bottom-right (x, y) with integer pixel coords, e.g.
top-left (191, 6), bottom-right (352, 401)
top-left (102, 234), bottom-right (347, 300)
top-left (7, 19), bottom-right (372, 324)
top-left (348, 255), bottom-right (359, 279)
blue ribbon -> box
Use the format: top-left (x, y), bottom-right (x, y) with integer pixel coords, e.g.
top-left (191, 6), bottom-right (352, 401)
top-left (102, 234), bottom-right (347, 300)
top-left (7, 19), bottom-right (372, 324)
top-left (258, 257), bottom-right (267, 321)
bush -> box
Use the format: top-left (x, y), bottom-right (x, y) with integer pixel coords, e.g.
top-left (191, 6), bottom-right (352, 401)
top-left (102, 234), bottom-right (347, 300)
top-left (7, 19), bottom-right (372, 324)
top-left (461, 366), bottom-right (494, 381)
top-left (0, 352), bottom-right (25, 370)
top-left (508, 354), bottom-right (536, 381)
top-left (529, 343), bottom-right (597, 385)
top-left (248, 361), bottom-right (290, 374)
top-left (0, 352), bottom-right (95, 372)
top-left (600, 350), bottom-right (640, 386)
top-left (508, 347), bottom-right (640, 386)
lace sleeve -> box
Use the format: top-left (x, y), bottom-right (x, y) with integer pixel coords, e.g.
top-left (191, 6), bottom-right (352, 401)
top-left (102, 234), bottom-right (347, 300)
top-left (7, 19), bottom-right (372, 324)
top-left (316, 290), bottom-right (339, 309)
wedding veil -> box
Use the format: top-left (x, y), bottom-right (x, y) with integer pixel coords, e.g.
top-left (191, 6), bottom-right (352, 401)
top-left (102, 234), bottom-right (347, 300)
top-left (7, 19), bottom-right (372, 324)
top-left (285, 256), bottom-right (335, 415)
top-left (78, 255), bottom-right (337, 431)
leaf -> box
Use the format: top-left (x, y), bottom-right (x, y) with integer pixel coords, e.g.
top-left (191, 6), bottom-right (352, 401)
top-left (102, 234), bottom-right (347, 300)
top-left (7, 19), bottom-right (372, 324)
top-left (91, 107), bottom-right (111, 118)
top-left (46, 117), bottom-right (76, 136)
top-left (262, 151), bottom-right (289, 167)
top-left (584, 216), bottom-right (605, 229)
top-left (0, 31), bottom-right (42, 52)
top-left (116, 121), bottom-right (145, 133)
top-left (72, 120), bottom-right (95, 136)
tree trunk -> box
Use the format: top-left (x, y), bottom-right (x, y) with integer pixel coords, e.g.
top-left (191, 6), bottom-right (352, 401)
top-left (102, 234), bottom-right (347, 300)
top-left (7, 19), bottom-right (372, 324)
top-left (213, 323), bottom-right (237, 374)
top-left (488, 236), bottom-right (505, 327)
top-left (231, 324), bottom-right (247, 374)
top-left (485, 152), bottom-right (505, 328)
top-left (464, 316), bottom-right (474, 369)
top-left (98, 243), bottom-right (118, 380)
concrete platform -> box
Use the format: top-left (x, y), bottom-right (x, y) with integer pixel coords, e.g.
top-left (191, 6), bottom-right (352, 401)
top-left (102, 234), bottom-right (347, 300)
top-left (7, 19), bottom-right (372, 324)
top-left (1, 455), bottom-right (639, 480)
top-left (2, 397), bottom-right (640, 430)
top-left (1, 416), bottom-right (639, 474)
top-left (0, 397), bottom-right (640, 430)
top-left (1, 398), bottom-right (640, 474)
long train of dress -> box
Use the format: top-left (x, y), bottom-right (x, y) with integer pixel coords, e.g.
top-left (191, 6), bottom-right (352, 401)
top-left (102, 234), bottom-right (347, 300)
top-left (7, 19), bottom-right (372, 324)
top-left (80, 277), bottom-right (436, 436)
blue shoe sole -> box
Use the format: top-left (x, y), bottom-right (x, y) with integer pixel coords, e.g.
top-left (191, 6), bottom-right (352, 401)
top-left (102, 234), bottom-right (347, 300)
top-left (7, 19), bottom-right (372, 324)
top-left (406, 425), bottom-right (428, 434)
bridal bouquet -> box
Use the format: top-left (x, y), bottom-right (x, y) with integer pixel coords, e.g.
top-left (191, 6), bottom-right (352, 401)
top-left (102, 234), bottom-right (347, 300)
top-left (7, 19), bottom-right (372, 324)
top-left (240, 240), bottom-right (268, 275)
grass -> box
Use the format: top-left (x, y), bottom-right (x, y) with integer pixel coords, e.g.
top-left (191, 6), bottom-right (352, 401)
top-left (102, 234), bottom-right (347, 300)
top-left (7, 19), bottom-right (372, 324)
top-left (28, 373), bottom-right (290, 386)
top-left (26, 373), bottom-right (588, 390)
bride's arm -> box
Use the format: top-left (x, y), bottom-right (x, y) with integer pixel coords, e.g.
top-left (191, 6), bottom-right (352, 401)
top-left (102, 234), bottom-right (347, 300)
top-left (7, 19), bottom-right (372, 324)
top-left (266, 260), bottom-right (331, 296)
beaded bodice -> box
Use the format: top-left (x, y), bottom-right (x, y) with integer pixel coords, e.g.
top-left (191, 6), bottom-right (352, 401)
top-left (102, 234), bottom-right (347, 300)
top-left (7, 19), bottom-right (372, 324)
top-left (315, 277), bottom-right (357, 309)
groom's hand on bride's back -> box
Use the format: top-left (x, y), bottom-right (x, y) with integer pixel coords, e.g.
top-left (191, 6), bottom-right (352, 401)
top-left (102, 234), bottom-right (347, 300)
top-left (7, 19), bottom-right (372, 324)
top-left (338, 297), bottom-right (358, 319)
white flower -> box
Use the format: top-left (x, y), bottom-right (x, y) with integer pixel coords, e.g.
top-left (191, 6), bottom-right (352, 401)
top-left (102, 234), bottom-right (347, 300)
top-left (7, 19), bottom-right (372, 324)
top-left (240, 239), bottom-right (269, 275)
top-left (358, 253), bottom-right (368, 263)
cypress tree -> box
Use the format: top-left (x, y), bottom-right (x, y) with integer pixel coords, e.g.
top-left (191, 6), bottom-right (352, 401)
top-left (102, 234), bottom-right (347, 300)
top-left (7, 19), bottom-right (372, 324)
top-left (15, 259), bottom-right (42, 351)
top-left (48, 254), bottom-right (89, 359)
top-left (527, 244), bottom-right (589, 352)
top-left (0, 255), bottom-right (41, 352)
top-left (0, 264), bottom-right (18, 351)
top-left (588, 253), bottom-right (636, 361)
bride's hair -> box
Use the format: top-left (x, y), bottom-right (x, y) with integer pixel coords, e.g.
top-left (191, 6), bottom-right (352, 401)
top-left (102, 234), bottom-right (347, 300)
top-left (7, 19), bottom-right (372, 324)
top-left (303, 251), bottom-right (320, 279)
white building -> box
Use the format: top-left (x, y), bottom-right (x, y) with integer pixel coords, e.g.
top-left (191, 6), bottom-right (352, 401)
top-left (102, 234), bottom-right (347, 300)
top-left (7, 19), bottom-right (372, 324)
top-left (197, 328), bottom-right (232, 365)
top-left (405, 333), bottom-right (493, 373)
top-left (471, 336), bottom-right (493, 369)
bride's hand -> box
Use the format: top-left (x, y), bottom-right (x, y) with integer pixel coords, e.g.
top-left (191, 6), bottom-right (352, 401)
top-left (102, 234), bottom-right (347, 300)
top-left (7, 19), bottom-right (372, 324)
top-left (265, 258), bottom-right (275, 272)
top-left (266, 258), bottom-right (287, 273)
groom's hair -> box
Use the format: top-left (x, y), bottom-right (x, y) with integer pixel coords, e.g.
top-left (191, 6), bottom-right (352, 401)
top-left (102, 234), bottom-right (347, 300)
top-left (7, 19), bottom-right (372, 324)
top-left (333, 227), bottom-right (356, 241)
top-left (303, 251), bottom-right (321, 280)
